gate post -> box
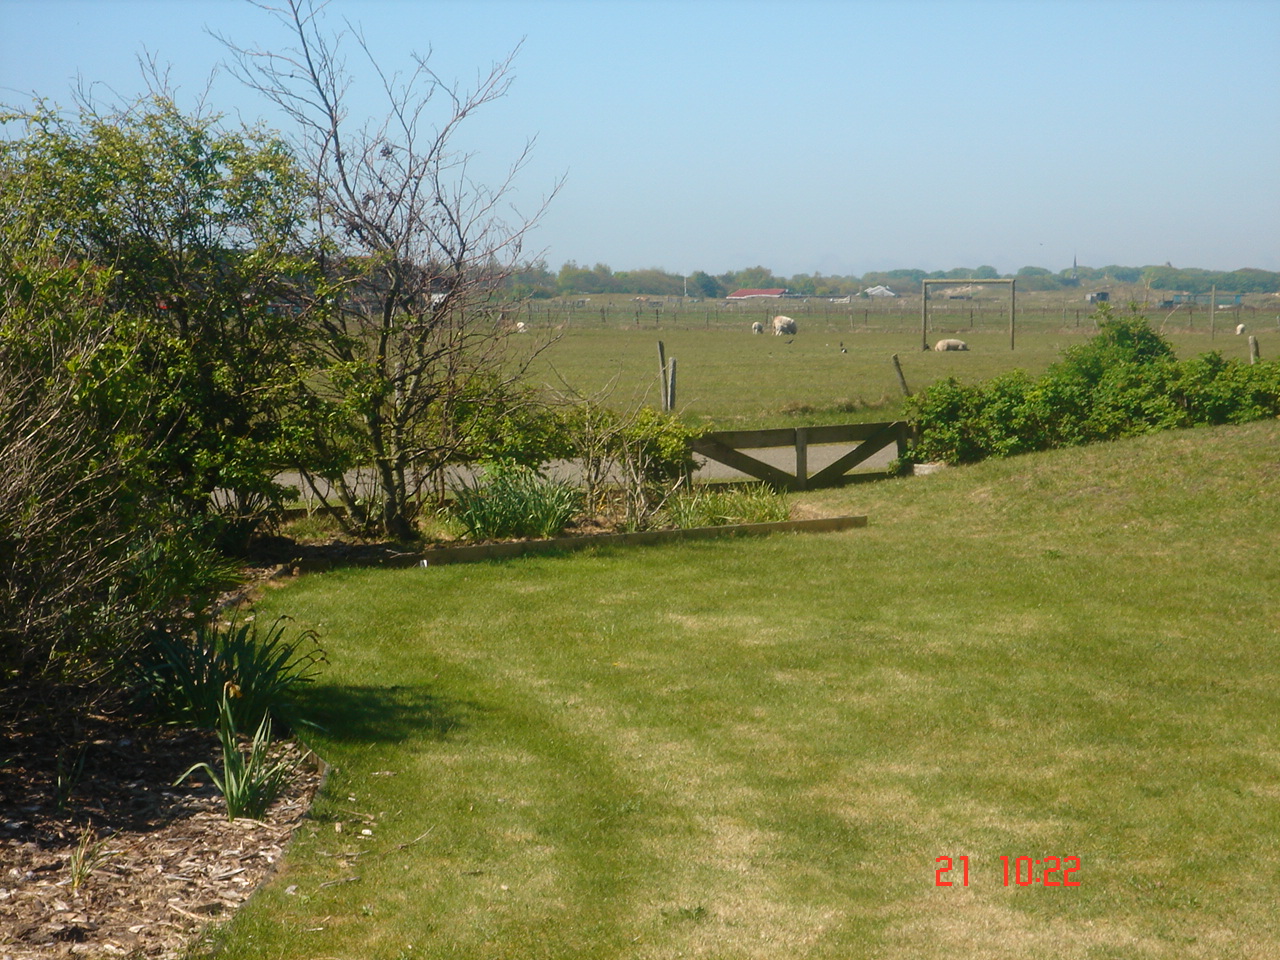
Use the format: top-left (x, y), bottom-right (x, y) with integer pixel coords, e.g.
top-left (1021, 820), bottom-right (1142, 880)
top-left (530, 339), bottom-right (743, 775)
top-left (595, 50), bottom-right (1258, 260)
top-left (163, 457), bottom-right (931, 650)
top-left (795, 427), bottom-right (809, 491)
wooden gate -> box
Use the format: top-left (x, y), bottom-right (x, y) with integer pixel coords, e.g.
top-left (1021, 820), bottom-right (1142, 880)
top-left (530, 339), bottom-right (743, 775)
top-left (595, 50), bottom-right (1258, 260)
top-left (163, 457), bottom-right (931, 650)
top-left (690, 421), bottom-right (911, 491)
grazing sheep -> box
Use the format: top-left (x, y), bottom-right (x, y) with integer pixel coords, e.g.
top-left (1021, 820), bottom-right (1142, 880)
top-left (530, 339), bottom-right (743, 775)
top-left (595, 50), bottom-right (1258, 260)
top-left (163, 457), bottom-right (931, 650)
top-left (933, 339), bottom-right (969, 352)
top-left (1236, 323), bottom-right (1246, 335)
top-left (772, 315), bottom-right (797, 335)
top-left (751, 321), bottom-right (764, 334)
top-left (514, 321), bottom-right (528, 333)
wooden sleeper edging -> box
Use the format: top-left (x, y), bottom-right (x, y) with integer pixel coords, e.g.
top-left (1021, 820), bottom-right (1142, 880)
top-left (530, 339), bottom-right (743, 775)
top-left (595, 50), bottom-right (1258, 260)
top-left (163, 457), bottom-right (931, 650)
top-left (410, 515), bottom-right (868, 567)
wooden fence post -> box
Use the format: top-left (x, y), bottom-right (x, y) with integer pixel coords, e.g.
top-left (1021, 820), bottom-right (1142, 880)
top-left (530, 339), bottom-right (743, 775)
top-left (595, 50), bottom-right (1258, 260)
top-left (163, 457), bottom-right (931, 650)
top-left (657, 340), bottom-right (668, 410)
top-left (794, 427), bottom-right (809, 491)
top-left (667, 357), bottom-right (677, 410)
top-left (1249, 336), bottom-right (1260, 364)
top-left (891, 354), bottom-right (912, 397)
top-left (1009, 279), bottom-right (1016, 350)
top-left (920, 288), bottom-right (929, 351)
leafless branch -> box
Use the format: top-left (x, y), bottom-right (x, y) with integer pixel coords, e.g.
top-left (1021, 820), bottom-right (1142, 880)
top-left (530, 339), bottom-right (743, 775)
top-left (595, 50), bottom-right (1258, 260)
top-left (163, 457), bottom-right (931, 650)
top-left (215, 0), bottom-right (563, 537)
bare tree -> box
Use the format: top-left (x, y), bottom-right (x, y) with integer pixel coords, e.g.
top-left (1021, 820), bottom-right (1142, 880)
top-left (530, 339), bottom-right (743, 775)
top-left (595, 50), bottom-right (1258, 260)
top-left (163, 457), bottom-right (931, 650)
top-left (220, 0), bottom-right (560, 539)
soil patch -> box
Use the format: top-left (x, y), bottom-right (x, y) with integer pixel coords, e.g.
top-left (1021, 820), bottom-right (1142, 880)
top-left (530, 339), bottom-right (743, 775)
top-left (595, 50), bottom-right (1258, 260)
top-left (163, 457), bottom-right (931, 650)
top-left (1, 699), bottom-right (321, 959)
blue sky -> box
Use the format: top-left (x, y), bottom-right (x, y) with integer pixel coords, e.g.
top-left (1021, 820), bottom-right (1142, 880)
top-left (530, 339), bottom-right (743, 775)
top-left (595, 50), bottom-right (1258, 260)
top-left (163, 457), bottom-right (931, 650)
top-left (2, 0), bottom-right (1277, 277)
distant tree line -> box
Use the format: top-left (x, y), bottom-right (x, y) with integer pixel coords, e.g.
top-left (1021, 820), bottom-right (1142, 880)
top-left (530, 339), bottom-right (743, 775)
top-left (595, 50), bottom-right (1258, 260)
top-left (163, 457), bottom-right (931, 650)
top-left (511, 261), bottom-right (1280, 298)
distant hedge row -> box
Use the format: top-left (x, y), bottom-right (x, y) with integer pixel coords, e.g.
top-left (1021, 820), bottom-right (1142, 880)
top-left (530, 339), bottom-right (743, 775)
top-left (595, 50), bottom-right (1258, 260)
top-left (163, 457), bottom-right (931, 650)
top-left (909, 306), bottom-right (1280, 465)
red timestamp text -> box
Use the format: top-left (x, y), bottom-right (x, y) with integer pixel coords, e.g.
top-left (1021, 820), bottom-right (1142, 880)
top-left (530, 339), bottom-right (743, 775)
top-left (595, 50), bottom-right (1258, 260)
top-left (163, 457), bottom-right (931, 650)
top-left (935, 855), bottom-right (1081, 887)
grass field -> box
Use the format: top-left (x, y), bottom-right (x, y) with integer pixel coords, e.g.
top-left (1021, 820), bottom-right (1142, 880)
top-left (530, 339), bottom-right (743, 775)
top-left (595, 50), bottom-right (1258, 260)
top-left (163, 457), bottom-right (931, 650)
top-left (522, 292), bottom-right (1276, 428)
top-left (199, 418), bottom-right (1280, 959)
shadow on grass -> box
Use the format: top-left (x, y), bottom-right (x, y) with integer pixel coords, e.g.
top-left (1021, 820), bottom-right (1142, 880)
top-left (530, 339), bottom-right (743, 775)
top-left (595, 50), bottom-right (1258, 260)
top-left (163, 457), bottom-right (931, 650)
top-left (296, 683), bottom-right (479, 746)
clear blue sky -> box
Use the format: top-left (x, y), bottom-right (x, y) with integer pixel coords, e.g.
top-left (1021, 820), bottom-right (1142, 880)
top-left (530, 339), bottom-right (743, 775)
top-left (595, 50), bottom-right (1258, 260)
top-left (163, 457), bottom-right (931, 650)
top-left (2, 0), bottom-right (1277, 277)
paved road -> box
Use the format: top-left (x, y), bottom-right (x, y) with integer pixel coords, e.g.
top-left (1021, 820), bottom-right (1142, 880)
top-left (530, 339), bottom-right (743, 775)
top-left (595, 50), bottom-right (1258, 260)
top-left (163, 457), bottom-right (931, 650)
top-left (275, 439), bottom-right (896, 504)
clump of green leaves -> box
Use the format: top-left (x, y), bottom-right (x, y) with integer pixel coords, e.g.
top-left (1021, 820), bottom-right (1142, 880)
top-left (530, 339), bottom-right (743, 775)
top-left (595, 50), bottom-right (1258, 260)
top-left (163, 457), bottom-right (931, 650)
top-left (663, 484), bottom-right (790, 529)
top-left (448, 464), bottom-right (583, 540)
top-left (909, 305), bottom-right (1280, 464)
top-left (174, 684), bottom-right (298, 821)
top-left (66, 826), bottom-right (119, 892)
top-left (613, 408), bottom-right (705, 530)
top-left (132, 616), bottom-right (326, 732)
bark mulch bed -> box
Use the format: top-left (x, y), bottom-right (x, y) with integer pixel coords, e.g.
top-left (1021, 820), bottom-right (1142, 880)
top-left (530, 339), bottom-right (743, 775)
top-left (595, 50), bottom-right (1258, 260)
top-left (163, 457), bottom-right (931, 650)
top-left (1, 697), bottom-right (322, 959)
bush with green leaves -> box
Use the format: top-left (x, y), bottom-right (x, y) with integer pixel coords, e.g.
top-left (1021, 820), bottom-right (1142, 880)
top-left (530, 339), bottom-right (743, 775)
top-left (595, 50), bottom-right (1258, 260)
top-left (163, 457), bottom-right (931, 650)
top-left (910, 305), bottom-right (1280, 464)
top-left (132, 616), bottom-right (326, 732)
top-left (448, 464), bottom-right (583, 540)
top-left (614, 408), bottom-right (705, 529)
top-left (1053, 305), bottom-right (1178, 380)
top-left (617, 407), bottom-right (703, 487)
top-left (662, 484), bottom-right (790, 529)
top-left (0, 226), bottom-right (231, 694)
top-left (1177, 350), bottom-right (1280, 425)
top-left (2, 94), bottom-right (325, 545)
top-left (453, 382), bottom-right (576, 470)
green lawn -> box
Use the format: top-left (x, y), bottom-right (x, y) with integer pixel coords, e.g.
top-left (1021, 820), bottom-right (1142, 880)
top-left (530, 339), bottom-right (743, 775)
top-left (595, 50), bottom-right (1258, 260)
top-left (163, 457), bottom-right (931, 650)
top-left (203, 419), bottom-right (1280, 959)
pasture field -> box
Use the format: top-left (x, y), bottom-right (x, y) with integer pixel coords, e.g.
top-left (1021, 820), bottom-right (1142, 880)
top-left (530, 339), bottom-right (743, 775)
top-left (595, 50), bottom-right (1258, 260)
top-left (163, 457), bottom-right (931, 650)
top-left (522, 291), bottom-right (1277, 428)
top-left (201, 418), bottom-right (1280, 959)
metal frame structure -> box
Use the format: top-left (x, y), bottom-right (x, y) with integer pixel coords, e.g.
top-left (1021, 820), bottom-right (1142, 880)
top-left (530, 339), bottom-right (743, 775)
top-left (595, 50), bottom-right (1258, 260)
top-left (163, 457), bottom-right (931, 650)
top-left (921, 278), bottom-right (1017, 351)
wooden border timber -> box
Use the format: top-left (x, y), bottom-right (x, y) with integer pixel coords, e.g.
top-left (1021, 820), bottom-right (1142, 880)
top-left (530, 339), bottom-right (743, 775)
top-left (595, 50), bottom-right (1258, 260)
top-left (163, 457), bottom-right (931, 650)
top-left (690, 421), bottom-right (910, 491)
top-left (410, 516), bottom-right (867, 567)
top-left (289, 517), bottom-right (868, 572)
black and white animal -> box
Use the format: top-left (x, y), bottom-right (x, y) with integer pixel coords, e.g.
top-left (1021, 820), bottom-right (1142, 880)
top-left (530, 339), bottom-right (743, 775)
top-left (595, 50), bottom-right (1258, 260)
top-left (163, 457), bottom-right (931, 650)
top-left (772, 315), bottom-right (797, 336)
top-left (932, 339), bottom-right (969, 352)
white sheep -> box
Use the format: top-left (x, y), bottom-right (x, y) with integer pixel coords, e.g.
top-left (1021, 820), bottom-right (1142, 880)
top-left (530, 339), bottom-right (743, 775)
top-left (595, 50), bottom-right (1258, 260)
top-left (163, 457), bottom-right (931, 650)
top-left (514, 321), bottom-right (528, 333)
top-left (933, 339), bottom-right (969, 352)
top-left (751, 321), bottom-right (764, 334)
top-left (772, 315), bottom-right (797, 336)
top-left (1236, 323), bottom-right (1246, 335)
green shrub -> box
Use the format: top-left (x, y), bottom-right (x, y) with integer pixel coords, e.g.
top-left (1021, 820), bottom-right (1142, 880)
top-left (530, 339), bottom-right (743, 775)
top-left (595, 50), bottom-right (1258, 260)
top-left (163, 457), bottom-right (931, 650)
top-left (453, 382), bottom-right (576, 469)
top-left (448, 464), bottom-right (583, 540)
top-left (906, 377), bottom-right (984, 464)
top-left (1177, 352), bottom-right (1280, 424)
top-left (1051, 303), bottom-right (1177, 384)
top-left (663, 484), bottom-right (790, 528)
top-left (1084, 359), bottom-right (1189, 441)
top-left (614, 408), bottom-right (705, 529)
top-left (616, 407), bottom-right (703, 488)
top-left (132, 616), bottom-right (326, 731)
top-left (121, 519), bottom-right (244, 622)
top-left (910, 308), bottom-right (1280, 465)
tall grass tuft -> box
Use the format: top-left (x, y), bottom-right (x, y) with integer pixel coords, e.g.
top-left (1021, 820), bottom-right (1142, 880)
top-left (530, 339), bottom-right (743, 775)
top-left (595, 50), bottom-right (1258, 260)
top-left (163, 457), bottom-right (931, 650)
top-left (662, 483), bottom-right (790, 528)
top-left (66, 826), bottom-right (119, 892)
top-left (173, 683), bottom-right (298, 821)
top-left (448, 463), bottom-right (582, 540)
top-left (132, 616), bottom-right (326, 732)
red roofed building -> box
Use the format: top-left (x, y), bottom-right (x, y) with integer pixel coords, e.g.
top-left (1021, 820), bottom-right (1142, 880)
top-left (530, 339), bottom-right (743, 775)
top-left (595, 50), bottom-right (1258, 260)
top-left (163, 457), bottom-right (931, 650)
top-left (726, 288), bottom-right (787, 299)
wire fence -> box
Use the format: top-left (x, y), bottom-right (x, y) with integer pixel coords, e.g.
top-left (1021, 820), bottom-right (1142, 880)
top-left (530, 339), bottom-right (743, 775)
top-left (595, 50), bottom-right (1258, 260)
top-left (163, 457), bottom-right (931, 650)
top-left (518, 296), bottom-right (1276, 337)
